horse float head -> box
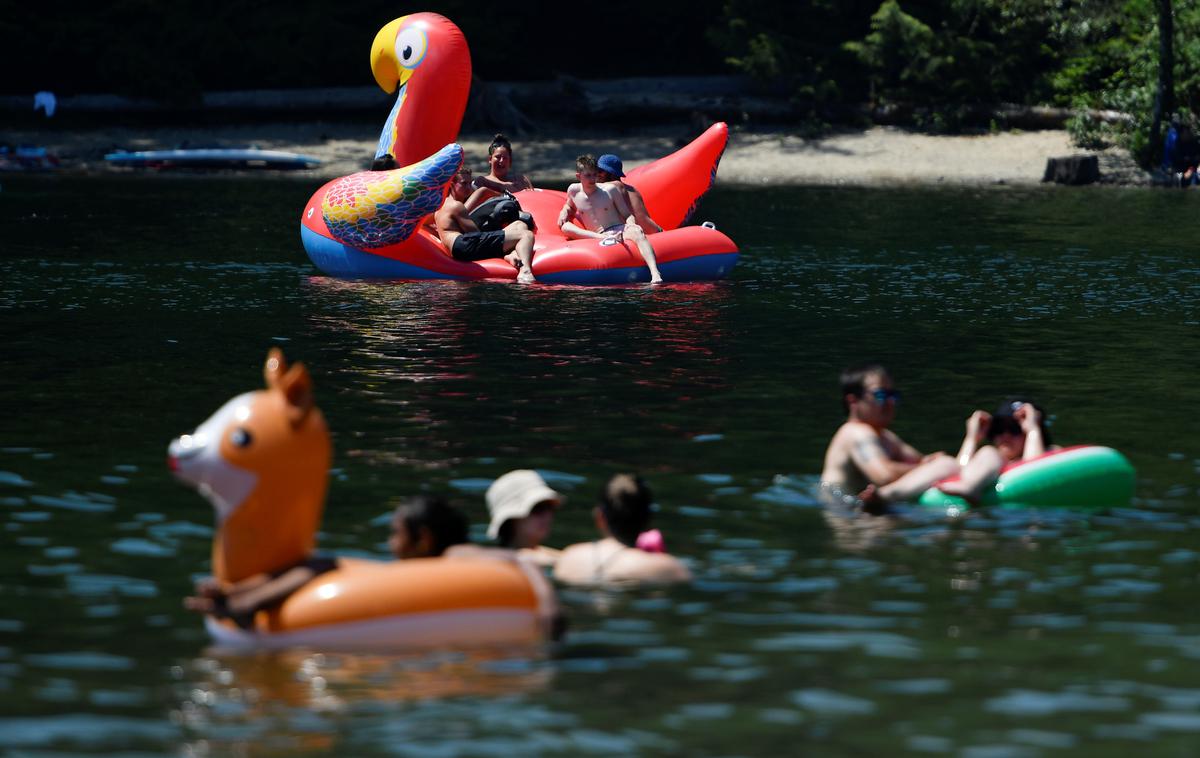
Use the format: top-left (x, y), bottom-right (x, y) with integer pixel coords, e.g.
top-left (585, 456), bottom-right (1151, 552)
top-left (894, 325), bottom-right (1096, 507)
top-left (168, 349), bottom-right (331, 584)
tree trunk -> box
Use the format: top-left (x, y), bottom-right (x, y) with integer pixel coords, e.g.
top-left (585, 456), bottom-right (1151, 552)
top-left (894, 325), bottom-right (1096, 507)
top-left (1151, 0), bottom-right (1175, 165)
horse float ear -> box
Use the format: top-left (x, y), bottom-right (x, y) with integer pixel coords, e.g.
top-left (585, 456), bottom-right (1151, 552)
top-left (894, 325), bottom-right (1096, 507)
top-left (280, 361), bottom-right (315, 426)
top-left (263, 348), bottom-right (314, 424)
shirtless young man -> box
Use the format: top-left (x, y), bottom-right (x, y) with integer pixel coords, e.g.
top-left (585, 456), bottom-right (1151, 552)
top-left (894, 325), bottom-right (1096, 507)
top-left (435, 166), bottom-right (536, 283)
top-left (596, 153), bottom-right (663, 234)
top-left (820, 364), bottom-right (957, 512)
top-left (558, 154), bottom-right (664, 284)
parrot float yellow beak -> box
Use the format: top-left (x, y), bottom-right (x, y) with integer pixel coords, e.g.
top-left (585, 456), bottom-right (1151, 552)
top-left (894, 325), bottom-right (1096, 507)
top-left (371, 16), bottom-right (413, 93)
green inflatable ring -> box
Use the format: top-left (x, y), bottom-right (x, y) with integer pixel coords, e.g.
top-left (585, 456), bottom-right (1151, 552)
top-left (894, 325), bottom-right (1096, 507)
top-left (917, 445), bottom-right (1135, 512)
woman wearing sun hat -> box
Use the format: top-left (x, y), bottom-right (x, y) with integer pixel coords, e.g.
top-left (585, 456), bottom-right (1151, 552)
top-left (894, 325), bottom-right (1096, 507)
top-left (486, 469), bottom-right (563, 567)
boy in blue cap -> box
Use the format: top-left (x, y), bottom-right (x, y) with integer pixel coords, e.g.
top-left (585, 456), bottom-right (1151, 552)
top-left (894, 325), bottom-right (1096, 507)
top-left (596, 153), bottom-right (663, 234)
top-left (559, 154), bottom-right (664, 284)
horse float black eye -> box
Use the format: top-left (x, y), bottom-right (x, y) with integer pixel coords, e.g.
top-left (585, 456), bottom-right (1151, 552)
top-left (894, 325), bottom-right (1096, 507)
top-left (230, 428), bottom-right (253, 448)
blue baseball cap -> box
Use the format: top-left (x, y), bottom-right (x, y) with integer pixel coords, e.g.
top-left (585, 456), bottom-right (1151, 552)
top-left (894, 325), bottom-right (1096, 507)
top-left (596, 154), bottom-right (625, 178)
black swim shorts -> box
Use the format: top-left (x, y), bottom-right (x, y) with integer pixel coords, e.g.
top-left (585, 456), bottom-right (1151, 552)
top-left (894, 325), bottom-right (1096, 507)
top-left (451, 230), bottom-right (507, 261)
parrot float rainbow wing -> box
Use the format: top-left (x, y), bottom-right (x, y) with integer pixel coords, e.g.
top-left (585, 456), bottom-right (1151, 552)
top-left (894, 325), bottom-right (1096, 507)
top-left (299, 12), bottom-right (738, 284)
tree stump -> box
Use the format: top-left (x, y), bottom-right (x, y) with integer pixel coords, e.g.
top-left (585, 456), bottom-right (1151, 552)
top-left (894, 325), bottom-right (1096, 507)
top-left (1042, 155), bottom-right (1100, 185)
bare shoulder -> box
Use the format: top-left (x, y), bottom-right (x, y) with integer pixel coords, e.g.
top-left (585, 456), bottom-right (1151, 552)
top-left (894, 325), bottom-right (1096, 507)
top-left (518, 545), bottom-right (562, 568)
top-left (443, 544), bottom-right (514, 562)
top-left (551, 541), bottom-right (594, 583)
top-left (824, 421), bottom-right (877, 466)
top-left (831, 421), bottom-right (873, 446)
top-left (643, 552), bottom-right (692, 583)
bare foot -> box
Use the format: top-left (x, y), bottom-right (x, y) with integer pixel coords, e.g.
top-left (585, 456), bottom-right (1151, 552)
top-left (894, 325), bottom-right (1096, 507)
top-left (650, 275), bottom-right (664, 285)
top-left (504, 253), bottom-right (522, 268)
top-left (517, 270), bottom-right (536, 284)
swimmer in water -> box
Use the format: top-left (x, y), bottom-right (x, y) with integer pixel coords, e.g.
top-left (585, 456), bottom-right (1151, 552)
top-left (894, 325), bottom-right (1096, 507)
top-left (820, 363), bottom-right (957, 513)
top-left (484, 469), bottom-right (563, 567)
top-left (388, 495), bottom-right (469, 559)
top-left (553, 473), bottom-right (691, 586)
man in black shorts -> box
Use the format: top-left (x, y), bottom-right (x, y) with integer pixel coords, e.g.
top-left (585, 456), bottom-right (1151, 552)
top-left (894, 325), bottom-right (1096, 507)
top-left (435, 166), bottom-right (536, 283)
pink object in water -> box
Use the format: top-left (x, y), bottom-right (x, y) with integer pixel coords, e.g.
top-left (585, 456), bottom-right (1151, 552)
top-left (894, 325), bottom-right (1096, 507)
top-left (636, 529), bottom-right (665, 553)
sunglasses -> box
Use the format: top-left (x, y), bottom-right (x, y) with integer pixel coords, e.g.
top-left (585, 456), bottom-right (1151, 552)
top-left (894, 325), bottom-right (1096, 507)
top-left (867, 388), bottom-right (901, 404)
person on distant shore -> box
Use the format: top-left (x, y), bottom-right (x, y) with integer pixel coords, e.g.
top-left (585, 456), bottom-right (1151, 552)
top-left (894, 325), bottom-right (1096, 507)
top-left (596, 153), bottom-right (662, 234)
top-left (820, 363), bottom-right (957, 513)
top-left (554, 473), bottom-right (691, 586)
top-left (388, 495), bottom-right (469, 559)
top-left (559, 154), bottom-right (664, 284)
top-left (484, 469), bottom-right (563, 567)
top-left (1164, 118), bottom-right (1200, 187)
top-left (934, 398), bottom-right (1057, 503)
top-left (435, 166), bottom-right (536, 282)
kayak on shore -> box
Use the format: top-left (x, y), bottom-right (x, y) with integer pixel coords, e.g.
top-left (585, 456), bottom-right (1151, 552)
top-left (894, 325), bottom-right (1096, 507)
top-left (106, 146), bottom-right (321, 170)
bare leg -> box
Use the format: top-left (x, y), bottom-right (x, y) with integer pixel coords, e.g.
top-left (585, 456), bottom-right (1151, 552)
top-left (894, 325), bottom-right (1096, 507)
top-left (875, 453), bottom-right (960, 504)
top-left (502, 222), bottom-right (536, 283)
top-left (625, 224), bottom-right (663, 284)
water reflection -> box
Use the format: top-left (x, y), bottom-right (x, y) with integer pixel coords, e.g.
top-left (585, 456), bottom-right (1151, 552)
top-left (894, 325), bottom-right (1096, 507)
top-left (181, 648), bottom-right (554, 712)
top-left (176, 649), bottom-right (569, 756)
top-left (299, 277), bottom-right (736, 470)
top-left (5, 181), bottom-right (1200, 754)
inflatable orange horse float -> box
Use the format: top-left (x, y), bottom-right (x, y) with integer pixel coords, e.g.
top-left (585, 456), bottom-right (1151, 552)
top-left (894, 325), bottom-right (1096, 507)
top-left (300, 12), bottom-right (738, 284)
top-left (168, 349), bottom-right (551, 649)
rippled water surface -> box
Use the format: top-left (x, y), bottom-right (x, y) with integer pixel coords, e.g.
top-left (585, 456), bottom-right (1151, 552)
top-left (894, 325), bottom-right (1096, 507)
top-left (2, 176), bottom-right (1199, 756)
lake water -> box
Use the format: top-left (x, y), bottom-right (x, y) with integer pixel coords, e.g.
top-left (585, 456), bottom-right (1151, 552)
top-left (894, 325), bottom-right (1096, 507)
top-left (2, 175), bottom-right (1200, 756)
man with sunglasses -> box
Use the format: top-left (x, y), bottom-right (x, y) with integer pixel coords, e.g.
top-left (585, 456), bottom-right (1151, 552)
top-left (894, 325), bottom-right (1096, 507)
top-left (821, 364), bottom-right (957, 513)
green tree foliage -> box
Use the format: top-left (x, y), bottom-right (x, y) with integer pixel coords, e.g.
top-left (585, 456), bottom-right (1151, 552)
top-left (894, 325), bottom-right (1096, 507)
top-left (843, 0), bottom-right (1062, 106)
top-left (843, 1), bottom-right (938, 102)
top-left (709, 0), bottom-right (878, 103)
top-left (1054, 0), bottom-right (1200, 162)
top-left (716, 0), bottom-right (1200, 163)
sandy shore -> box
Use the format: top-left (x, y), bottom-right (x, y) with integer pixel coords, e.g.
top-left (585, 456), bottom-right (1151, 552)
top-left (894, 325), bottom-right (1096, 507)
top-left (8, 120), bottom-right (1150, 186)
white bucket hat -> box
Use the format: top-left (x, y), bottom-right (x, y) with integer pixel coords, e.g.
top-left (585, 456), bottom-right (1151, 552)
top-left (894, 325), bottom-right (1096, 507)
top-left (486, 469), bottom-right (561, 539)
